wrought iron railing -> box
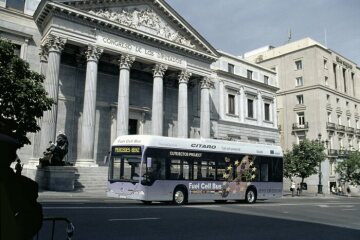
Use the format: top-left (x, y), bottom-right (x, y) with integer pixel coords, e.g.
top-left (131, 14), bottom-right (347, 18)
top-left (292, 122), bottom-right (308, 130)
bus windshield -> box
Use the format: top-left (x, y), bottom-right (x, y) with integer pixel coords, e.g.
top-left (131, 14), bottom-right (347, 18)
top-left (109, 155), bottom-right (144, 182)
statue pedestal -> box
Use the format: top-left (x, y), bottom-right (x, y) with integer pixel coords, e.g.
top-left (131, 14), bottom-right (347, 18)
top-left (36, 166), bottom-right (76, 191)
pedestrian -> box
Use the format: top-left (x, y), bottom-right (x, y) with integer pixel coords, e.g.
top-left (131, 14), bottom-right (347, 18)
top-left (296, 183), bottom-right (300, 196)
top-left (103, 151), bottom-right (110, 165)
top-left (15, 159), bottom-right (23, 176)
top-left (290, 180), bottom-right (296, 197)
top-left (0, 133), bottom-right (43, 240)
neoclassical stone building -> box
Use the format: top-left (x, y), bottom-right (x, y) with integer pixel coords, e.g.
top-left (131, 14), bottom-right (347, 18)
top-left (245, 38), bottom-right (360, 194)
top-left (1, 0), bottom-right (279, 184)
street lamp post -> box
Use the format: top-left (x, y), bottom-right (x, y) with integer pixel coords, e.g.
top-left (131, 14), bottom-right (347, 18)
top-left (317, 133), bottom-right (323, 194)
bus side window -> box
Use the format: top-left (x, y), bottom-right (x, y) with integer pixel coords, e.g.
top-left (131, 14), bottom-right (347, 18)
top-left (216, 160), bottom-right (226, 181)
top-left (260, 164), bottom-right (269, 182)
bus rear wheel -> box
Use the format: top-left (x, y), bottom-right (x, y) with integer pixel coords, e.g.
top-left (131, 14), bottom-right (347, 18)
top-left (245, 188), bottom-right (257, 204)
top-left (173, 188), bottom-right (187, 205)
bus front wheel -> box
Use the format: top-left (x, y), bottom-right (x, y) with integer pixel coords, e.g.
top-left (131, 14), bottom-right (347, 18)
top-left (173, 188), bottom-right (187, 205)
top-left (245, 188), bottom-right (257, 204)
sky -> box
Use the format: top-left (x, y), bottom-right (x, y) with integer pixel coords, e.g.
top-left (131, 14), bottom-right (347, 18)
top-left (165, 0), bottom-right (360, 65)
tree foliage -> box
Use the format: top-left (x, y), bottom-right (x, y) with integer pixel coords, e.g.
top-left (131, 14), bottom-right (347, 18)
top-left (284, 139), bottom-right (327, 183)
top-left (336, 151), bottom-right (360, 186)
top-left (0, 39), bottom-right (54, 146)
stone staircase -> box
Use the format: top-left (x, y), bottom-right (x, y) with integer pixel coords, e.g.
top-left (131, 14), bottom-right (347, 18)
top-left (74, 167), bottom-right (108, 192)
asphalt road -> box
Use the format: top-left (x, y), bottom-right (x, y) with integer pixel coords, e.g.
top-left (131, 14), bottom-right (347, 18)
top-left (37, 197), bottom-right (360, 240)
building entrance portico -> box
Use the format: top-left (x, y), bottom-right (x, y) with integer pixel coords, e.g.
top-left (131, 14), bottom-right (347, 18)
top-left (33, 0), bottom-right (219, 165)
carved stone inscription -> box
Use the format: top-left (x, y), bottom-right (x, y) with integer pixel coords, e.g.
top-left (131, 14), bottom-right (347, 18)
top-left (98, 35), bottom-right (186, 67)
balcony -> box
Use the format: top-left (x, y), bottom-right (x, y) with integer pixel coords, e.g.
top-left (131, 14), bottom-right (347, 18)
top-left (356, 129), bottom-right (360, 136)
top-left (337, 124), bottom-right (346, 132)
top-left (326, 122), bottom-right (336, 131)
top-left (338, 149), bottom-right (350, 157)
top-left (292, 122), bottom-right (309, 131)
top-left (328, 149), bottom-right (338, 156)
top-left (327, 149), bottom-right (355, 158)
top-left (346, 126), bottom-right (355, 134)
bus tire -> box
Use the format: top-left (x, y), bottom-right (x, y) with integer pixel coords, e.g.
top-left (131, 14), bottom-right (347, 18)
top-left (245, 187), bottom-right (257, 204)
top-left (173, 187), bottom-right (188, 205)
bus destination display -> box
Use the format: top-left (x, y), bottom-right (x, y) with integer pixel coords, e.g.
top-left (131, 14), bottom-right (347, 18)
top-left (113, 146), bottom-right (142, 155)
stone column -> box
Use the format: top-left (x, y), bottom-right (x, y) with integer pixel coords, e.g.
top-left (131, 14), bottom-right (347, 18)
top-left (116, 54), bottom-right (135, 137)
top-left (177, 70), bottom-right (192, 138)
top-left (152, 64), bottom-right (168, 135)
top-left (39, 35), bottom-right (66, 155)
top-left (78, 45), bottom-right (103, 166)
top-left (30, 45), bottom-right (49, 162)
top-left (200, 77), bottom-right (213, 138)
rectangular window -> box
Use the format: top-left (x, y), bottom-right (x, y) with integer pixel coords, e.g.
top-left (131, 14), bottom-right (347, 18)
top-left (327, 112), bottom-right (332, 122)
top-left (295, 60), bottom-right (302, 70)
top-left (343, 68), bottom-right (347, 93)
top-left (338, 115), bottom-right (342, 125)
top-left (333, 64), bottom-right (338, 89)
top-left (352, 73), bottom-right (356, 96)
top-left (264, 75), bottom-right (269, 84)
top-left (13, 44), bottom-right (21, 57)
top-left (348, 117), bottom-right (351, 127)
top-left (297, 135), bottom-right (306, 144)
top-left (296, 95), bottom-right (304, 104)
top-left (247, 99), bottom-right (254, 118)
top-left (6, 0), bottom-right (25, 11)
top-left (296, 77), bottom-right (303, 86)
top-left (247, 70), bottom-right (253, 80)
top-left (228, 94), bottom-right (235, 114)
top-left (297, 112), bottom-right (305, 125)
top-left (325, 76), bottom-right (328, 86)
top-left (228, 63), bottom-right (234, 74)
top-left (357, 120), bottom-right (359, 129)
top-left (264, 103), bottom-right (270, 121)
top-left (324, 58), bottom-right (328, 69)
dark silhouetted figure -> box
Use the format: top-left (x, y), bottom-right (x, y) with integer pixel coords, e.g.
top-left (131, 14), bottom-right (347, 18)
top-left (0, 133), bottom-right (43, 240)
top-left (15, 159), bottom-right (23, 176)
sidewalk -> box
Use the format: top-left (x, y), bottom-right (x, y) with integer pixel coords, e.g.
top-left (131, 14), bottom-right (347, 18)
top-left (282, 190), bottom-right (360, 198)
top-left (38, 189), bottom-right (108, 199)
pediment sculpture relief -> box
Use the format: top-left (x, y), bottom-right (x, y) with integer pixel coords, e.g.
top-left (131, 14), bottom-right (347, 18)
top-left (88, 7), bottom-right (195, 48)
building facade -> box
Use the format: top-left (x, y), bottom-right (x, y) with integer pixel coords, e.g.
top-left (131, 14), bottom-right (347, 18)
top-left (245, 38), bottom-right (360, 194)
top-left (0, 0), bottom-right (279, 178)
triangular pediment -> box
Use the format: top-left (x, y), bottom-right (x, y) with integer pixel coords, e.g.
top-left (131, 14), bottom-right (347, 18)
top-left (88, 6), bottom-right (196, 49)
top-left (35, 0), bottom-right (219, 60)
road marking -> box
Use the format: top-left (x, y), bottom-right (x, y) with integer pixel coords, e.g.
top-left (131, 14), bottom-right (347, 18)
top-left (43, 206), bottom-right (180, 209)
top-left (40, 200), bottom-right (90, 203)
top-left (185, 205), bottom-right (220, 208)
top-left (109, 218), bottom-right (159, 221)
top-left (318, 204), bottom-right (329, 208)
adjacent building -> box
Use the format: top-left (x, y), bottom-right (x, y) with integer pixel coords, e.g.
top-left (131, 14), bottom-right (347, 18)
top-left (245, 38), bottom-right (360, 194)
top-left (0, 0), bottom-right (279, 190)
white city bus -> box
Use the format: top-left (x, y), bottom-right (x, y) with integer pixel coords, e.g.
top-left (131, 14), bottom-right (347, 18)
top-left (107, 135), bottom-right (283, 204)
